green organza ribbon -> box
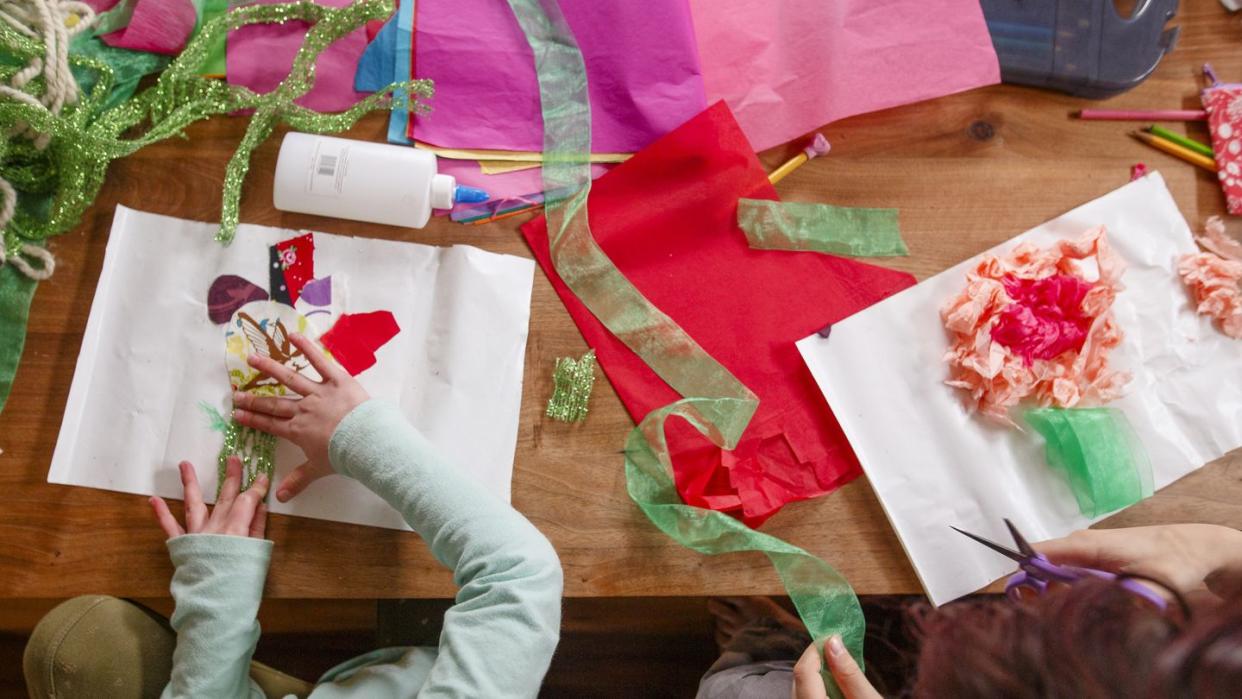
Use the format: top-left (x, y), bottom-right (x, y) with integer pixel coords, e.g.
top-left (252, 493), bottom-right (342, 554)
top-left (504, 0), bottom-right (864, 691)
top-left (1025, 407), bottom-right (1154, 517)
top-left (738, 198), bottom-right (908, 257)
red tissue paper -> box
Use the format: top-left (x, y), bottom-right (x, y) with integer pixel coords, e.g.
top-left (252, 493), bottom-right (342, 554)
top-left (320, 311), bottom-right (399, 376)
top-left (521, 102), bottom-right (915, 526)
top-left (990, 274), bottom-right (1094, 366)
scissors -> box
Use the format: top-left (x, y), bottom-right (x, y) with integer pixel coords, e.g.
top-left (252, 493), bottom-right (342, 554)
top-left (952, 519), bottom-right (1167, 610)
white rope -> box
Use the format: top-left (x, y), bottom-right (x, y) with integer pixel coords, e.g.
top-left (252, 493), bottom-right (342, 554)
top-left (0, 241), bottom-right (56, 280)
top-left (0, 0), bottom-right (97, 280)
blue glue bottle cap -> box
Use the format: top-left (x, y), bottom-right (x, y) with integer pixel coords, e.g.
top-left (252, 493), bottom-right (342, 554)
top-left (454, 185), bottom-right (489, 203)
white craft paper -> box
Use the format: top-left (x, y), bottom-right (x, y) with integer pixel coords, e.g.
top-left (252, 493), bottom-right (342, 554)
top-left (797, 173), bottom-right (1242, 605)
top-left (49, 206), bottom-right (535, 530)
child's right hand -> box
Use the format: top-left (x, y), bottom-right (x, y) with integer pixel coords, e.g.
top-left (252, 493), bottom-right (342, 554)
top-left (232, 332), bottom-right (370, 503)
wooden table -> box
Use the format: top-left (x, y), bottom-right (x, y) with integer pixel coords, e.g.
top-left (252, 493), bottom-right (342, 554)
top-left (2, 1), bottom-right (1240, 600)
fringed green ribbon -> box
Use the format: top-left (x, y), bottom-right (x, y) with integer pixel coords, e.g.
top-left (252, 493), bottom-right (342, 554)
top-left (1025, 407), bottom-right (1154, 517)
top-left (217, 419), bottom-right (277, 494)
top-left (546, 350), bottom-right (596, 422)
top-left (505, 0), bottom-right (863, 692)
top-left (738, 198), bottom-right (908, 257)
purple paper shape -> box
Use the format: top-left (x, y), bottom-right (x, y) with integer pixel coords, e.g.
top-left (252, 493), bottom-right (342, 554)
top-left (208, 274), bottom-right (269, 325)
top-left (411, 0), bottom-right (706, 153)
top-left (227, 0), bottom-right (370, 112)
top-left (99, 0), bottom-right (198, 55)
top-left (299, 277), bottom-right (333, 307)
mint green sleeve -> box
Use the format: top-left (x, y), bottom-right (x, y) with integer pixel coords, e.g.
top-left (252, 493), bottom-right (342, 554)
top-left (160, 533), bottom-right (270, 699)
top-left (327, 399), bottom-right (564, 698)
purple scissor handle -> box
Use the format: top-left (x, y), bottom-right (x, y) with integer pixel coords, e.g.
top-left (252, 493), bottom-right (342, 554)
top-left (952, 519), bottom-right (1168, 610)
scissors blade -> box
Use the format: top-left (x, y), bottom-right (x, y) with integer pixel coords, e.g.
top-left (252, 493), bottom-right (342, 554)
top-left (950, 525), bottom-right (1026, 563)
top-left (1004, 518), bottom-right (1038, 557)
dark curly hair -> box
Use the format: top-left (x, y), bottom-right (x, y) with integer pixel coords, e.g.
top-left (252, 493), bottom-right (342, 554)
top-left (907, 578), bottom-right (1242, 698)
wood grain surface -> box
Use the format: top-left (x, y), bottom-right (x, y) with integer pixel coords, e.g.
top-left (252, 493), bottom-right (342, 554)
top-left (1, 0), bottom-right (1239, 599)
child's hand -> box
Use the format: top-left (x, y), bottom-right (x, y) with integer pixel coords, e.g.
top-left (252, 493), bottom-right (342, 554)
top-left (150, 456), bottom-right (268, 539)
top-left (792, 636), bottom-right (881, 699)
top-left (231, 332), bottom-right (369, 503)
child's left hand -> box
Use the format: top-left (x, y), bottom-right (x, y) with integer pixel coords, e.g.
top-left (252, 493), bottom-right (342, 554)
top-left (149, 456), bottom-right (269, 539)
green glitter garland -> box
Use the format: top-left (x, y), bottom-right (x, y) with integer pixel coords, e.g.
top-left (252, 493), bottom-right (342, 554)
top-left (0, 0), bottom-right (433, 258)
top-left (546, 349), bottom-right (596, 422)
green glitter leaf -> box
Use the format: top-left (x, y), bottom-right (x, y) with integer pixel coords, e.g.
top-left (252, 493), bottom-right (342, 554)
top-left (546, 349), bottom-right (596, 422)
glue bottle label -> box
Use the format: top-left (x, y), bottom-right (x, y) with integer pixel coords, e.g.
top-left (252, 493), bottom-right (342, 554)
top-left (307, 139), bottom-right (349, 198)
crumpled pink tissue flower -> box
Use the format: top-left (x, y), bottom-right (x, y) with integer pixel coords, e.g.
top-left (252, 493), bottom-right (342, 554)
top-left (1179, 216), bottom-right (1242, 339)
top-left (941, 226), bottom-right (1130, 425)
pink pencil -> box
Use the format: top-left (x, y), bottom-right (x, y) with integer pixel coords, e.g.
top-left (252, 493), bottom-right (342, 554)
top-left (1077, 108), bottom-right (1207, 121)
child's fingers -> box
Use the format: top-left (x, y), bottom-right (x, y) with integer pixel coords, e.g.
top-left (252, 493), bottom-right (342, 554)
top-left (232, 391), bottom-right (298, 419)
top-left (149, 497), bottom-right (185, 539)
top-left (792, 643), bottom-right (828, 699)
top-left (226, 474), bottom-right (268, 535)
top-left (249, 503), bottom-right (268, 539)
top-left (179, 461), bottom-right (207, 533)
top-left (290, 333), bottom-right (343, 383)
top-left (276, 461), bottom-right (319, 503)
top-left (824, 636), bottom-right (881, 699)
top-left (233, 408), bottom-right (295, 441)
top-left (247, 354), bottom-right (320, 396)
top-left (214, 455), bottom-right (243, 520)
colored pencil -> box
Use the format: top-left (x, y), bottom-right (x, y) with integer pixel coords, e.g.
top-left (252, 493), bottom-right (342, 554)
top-left (465, 203), bottom-right (543, 226)
top-left (768, 133), bottom-right (831, 185)
top-left (1147, 125), bottom-right (1214, 158)
top-left (1131, 131), bottom-right (1218, 172)
top-left (1078, 108), bottom-right (1207, 121)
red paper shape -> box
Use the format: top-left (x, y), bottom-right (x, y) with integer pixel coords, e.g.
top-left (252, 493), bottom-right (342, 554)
top-left (320, 311), bottom-right (400, 376)
top-left (521, 102), bottom-right (915, 526)
top-left (276, 233), bottom-right (316, 304)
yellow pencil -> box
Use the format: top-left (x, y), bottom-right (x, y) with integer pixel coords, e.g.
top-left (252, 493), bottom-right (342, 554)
top-left (768, 133), bottom-right (831, 185)
top-left (1132, 131), bottom-right (1218, 172)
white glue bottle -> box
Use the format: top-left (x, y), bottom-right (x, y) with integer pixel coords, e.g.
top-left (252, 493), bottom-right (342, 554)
top-left (272, 132), bottom-right (488, 228)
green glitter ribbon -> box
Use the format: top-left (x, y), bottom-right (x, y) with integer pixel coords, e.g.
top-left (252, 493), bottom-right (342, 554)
top-left (738, 198), bottom-right (908, 257)
top-left (546, 349), bottom-right (596, 422)
top-left (0, 0), bottom-right (433, 257)
top-left (217, 418), bottom-right (277, 494)
top-left (505, 0), bottom-right (863, 693)
top-left (1025, 407), bottom-right (1154, 517)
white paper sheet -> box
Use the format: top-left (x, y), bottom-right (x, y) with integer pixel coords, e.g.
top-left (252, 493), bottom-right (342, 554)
top-left (797, 174), bottom-right (1242, 605)
top-left (49, 206), bottom-right (535, 530)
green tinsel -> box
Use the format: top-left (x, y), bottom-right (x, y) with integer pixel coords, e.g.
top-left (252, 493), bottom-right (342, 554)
top-left (0, 0), bottom-right (433, 257)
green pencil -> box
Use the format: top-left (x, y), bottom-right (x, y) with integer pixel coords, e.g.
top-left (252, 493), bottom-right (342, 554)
top-left (1148, 125), bottom-right (1214, 158)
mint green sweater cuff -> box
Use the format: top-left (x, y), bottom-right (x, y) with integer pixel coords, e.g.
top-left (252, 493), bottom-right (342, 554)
top-left (162, 534), bottom-right (270, 699)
